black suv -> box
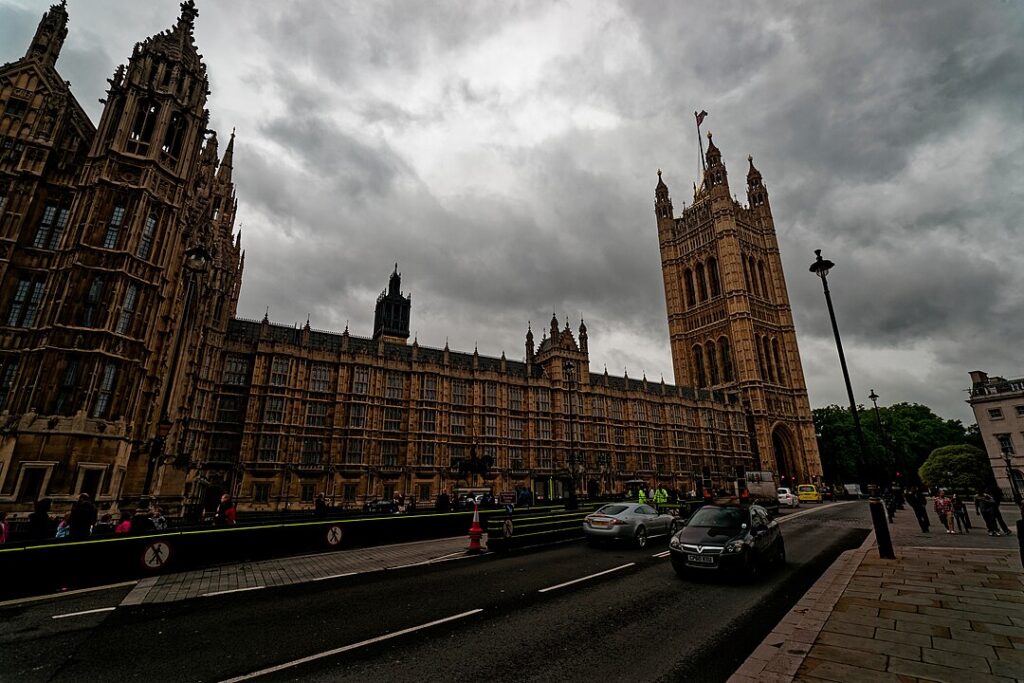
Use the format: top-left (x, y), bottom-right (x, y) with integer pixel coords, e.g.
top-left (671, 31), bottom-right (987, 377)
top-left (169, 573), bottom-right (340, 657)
top-left (669, 502), bottom-right (784, 580)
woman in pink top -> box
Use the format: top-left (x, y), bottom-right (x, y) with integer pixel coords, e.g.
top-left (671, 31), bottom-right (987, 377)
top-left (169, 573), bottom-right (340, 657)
top-left (114, 511), bottom-right (132, 534)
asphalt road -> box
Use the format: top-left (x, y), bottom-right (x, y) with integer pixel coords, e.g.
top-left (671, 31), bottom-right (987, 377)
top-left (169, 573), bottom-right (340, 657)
top-left (0, 501), bottom-right (871, 683)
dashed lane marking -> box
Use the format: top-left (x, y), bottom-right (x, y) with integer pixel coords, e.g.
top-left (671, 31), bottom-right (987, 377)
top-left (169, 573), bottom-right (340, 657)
top-left (218, 608), bottom-right (485, 682)
top-left (51, 606), bottom-right (116, 620)
top-left (652, 550), bottom-right (671, 558)
top-left (538, 563), bottom-right (636, 593)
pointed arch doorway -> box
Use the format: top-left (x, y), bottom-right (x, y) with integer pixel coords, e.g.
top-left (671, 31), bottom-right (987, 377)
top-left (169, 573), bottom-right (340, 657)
top-left (772, 424), bottom-right (798, 488)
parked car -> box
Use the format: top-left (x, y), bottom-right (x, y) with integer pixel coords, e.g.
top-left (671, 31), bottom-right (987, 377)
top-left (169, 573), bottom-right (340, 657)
top-left (669, 503), bottom-right (785, 580)
top-left (821, 486), bottom-right (836, 502)
top-left (583, 503), bottom-right (677, 548)
top-left (777, 487), bottom-right (800, 508)
top-left (797, 484), bottom-right (823, 504)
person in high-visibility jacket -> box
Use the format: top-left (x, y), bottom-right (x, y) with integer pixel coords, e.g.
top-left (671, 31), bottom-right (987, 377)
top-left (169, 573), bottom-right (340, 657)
top-left (637, 487), bottom-right (647, 504)
top-left (654, 487), bottom-right (668, 511)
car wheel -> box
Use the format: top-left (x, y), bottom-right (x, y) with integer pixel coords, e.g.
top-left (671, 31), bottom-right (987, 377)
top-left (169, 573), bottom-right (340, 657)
top-left (635, 526), bottom-right (648, 549)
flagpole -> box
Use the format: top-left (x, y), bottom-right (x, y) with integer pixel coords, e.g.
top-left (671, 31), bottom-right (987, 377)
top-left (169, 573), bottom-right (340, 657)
top-left (695, 111), bottom-right (706, 173)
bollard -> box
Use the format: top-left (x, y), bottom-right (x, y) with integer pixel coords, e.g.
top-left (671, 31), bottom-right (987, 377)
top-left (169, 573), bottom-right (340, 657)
top-left (467, 503), bottom-right (483, 554)
top-left (868, 490), bottom-right (895, 560)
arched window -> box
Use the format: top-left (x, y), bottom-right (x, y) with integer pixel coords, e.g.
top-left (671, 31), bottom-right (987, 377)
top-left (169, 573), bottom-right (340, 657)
top-left (684, 269), bottom-right (696, 307)
top-left (719, 336), bottom-right (734, 382)
top-left (758, 261), bottom-right (771, 300)
top-left (693, 345), bottom-right (706, 388)
top-left (706, 341), bottom-right (719, 385)
top-left (127, 99), bottom-right (160, 155)
top-left (755, 335), bottom-right (768, 380)
top-left (772, 338), bottom-right (786, 385)
top-left (696, 263), bottom-right (708, 302)
top-left (762, 336), bottom-right (776, 382)
top-left (708, 257), bottom-right (721, 297)
top-left (161, 110), bottom-right (186, 161)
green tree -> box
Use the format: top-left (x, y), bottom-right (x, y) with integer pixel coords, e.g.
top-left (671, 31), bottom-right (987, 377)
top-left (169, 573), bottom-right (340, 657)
top-left (814, 402), bottom-right (976, 486)
top-left (918, 444), bottom-right (993, 493)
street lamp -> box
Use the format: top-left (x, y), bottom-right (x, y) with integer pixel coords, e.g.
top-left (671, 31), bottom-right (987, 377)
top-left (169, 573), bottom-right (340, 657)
top-left (143, 244), bottom-right (211, 500)
top-left (810, 249), bottom-right (894, 559)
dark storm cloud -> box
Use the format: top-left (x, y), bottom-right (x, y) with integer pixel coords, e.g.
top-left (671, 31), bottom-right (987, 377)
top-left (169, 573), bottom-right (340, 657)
top-left (2, 0), bottom-right (1020, 421)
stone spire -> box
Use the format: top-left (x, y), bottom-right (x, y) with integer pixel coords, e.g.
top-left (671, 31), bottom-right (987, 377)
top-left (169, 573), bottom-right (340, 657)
top-left (25, 1), bottom-right (69, 70)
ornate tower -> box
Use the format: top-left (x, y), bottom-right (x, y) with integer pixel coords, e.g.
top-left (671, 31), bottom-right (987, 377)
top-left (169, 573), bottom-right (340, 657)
top-left (655, 131), bottom-right (821, 485)
top-left (373, 265), bottom-right (411, 343)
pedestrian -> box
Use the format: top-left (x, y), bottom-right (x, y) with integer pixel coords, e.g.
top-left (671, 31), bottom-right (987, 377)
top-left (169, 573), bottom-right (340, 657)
top-left (314, 493), bottom-right (328, 518)
top-left (114, 511), bottom-right (132, 534)
top-left (28, 498), bottom-right (54, 540)
top-left (69, 493), bottom-right (97, 539)
top-left (989, 486), bottom-right (1012, 536)
top-left (933, 490), bottom-right (955, 534)
top-left (150, 506), bottom-right (167, 531)
top-left (0, 511), bottom-right (9, 545)
top-left (214, 493), bottom-right (236, 526)
top-left (637, 487), bottom-right (647, 505)
top-left (131, 508), bottom-right (154, 534)
top-left (974, 490), bottom-right (1001, 536)
top-left (55, 512), bottom-right (71, 539)
top-left (436, 490), bottom-right (450, 512)
top-left (92, 513), bottom-right (115, 535)
top-left (906, 488), bottom-right (929, 533)
top-left (951, 494), bottom-right (970, 534)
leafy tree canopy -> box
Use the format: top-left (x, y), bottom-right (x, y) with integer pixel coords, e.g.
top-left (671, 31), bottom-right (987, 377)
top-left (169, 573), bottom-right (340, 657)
top-left (918, 444), bottom-right (993, 493)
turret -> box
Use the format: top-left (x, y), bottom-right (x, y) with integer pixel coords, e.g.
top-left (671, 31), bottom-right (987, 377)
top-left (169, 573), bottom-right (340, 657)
top-left (25, 1), bottom-right (68, 70)
top-left (654, 169), bottom-right (673, 219)
top-left (526, 322), bottom-right (535, 363)
top-left (746, 155), bottom-right (769, 209)
top-left (373, 264), bottom-right (411, 342)
top-left (579, 319), bottom-right (588, 354)
top-left (704, 132), bottom-right (730, 196)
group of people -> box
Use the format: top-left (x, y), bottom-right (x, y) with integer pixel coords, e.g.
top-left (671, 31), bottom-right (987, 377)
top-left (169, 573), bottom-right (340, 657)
top-left (904, 487), bottom-right (1013, 537)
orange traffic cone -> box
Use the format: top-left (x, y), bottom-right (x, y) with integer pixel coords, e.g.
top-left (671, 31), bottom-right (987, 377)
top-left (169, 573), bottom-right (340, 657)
top-left (467, 502), bottom-right (483, 554)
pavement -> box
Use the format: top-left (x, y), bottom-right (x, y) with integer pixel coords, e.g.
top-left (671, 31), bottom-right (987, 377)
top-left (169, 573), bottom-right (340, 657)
top-left (729, 503), bottom-right (1024, 683)
top-left (120, 534), bottom-right (472, 605)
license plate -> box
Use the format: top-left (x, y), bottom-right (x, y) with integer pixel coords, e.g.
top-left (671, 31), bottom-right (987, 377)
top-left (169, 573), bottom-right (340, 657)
top-left (687, 554), bottom-right (715, 564)
top-left (590, 519), bottom-right (610, 527)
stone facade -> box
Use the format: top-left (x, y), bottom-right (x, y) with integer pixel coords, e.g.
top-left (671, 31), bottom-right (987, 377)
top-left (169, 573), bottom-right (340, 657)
top-left (0, 2), bottom-right (242, 516)
top-left (654, 133), bottom-right (822, 486)
top-left (967, 370), bottom-right (1024, 501)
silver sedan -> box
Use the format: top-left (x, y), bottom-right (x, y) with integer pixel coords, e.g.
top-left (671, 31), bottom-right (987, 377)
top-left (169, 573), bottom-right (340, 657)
top-left (583, 503), bottom-right (677, 548)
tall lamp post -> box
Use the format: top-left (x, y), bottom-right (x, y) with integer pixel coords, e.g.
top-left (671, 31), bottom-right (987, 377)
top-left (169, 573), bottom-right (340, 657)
top-left (810, 249), bottom-right (894, 559)
top-left (868, 389), bottom-right (891, 483)
top-left (143, 244), bottom-right (211, 501)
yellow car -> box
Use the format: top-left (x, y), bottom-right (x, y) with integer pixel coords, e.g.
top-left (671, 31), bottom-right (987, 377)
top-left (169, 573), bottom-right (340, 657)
top-left (797, 484), bottom-right (823, 503)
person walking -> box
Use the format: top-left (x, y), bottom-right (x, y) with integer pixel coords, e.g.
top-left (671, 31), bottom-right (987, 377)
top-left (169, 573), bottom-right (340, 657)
top-left (974, 490), bottom-right (1001, 536)
top-left (28, 498), bottom-right (54, 540)
top-left (952, 494), bottom-right (970, 534)
top-left (91, 513), bottom-right (115, 535)
top-left (314, 493), bottom-right (328, 518)
top-left (906, 488), bottom-right (929, 533)
top-left (114, 511), bottom-right (132, 534)
top-left (933, 490), bottom-right (955, 534)
top-left (69, 493), bottom-right (97, 539)
top-left (150, 506), bottom-right (167, 531)
top-left (989, 486), bottom-right (1012, 536)
top-left (214, 493), bottom-right (237, 526)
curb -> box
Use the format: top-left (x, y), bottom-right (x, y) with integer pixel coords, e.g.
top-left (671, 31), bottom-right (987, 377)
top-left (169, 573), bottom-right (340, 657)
top-left (727, 529), bottom-right (876, 683)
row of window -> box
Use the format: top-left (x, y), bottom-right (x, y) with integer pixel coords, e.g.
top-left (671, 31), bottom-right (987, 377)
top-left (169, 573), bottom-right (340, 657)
top-left (987, 406), bottom-right (1024, 420)
top-left (28, 200), bottom-right (160, 257)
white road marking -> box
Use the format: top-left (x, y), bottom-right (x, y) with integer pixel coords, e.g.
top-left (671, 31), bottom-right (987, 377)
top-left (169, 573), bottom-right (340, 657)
top-left (652, 550), bottom-right (671, 558)
top-left (0, 580), bottom-right (138, 609)
top-left (538, 563), bottom-right (636, 593)
top-left (777, 501), bottom-right (856, 524)
top-left (218, 608), bottom-right (484, 682)
top-left (202, 586), bottom-right (265, 598)
top-left (51, 606), bottom-right (116, 620)
top-left (311, 572), bottom-right (358, 582)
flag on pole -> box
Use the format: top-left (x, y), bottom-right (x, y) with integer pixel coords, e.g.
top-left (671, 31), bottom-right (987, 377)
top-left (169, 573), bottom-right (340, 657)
top-left (695, 110), bottom-right (708, 126)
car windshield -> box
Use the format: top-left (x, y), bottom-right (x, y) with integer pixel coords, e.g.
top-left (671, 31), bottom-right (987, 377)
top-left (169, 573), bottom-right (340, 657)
top-left (798, 486), bottom-right (815, 492)
top-left (777, 488), bottom-right (789, 494)
top-left (687, 507), bottom-right (747, 529)
top-left (596, 504), bottom-right (629, 516)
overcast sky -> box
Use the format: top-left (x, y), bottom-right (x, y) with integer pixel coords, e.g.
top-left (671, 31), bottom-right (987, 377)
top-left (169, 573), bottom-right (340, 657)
top-left (2, 0), bottom-right (1022, 424)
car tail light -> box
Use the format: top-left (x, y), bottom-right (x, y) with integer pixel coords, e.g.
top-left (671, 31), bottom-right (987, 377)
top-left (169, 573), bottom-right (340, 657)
top-left (612, 519), bottom-right (628, 525)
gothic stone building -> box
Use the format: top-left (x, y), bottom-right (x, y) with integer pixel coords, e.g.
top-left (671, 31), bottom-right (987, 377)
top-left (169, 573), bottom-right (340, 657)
top-left (0, 4), bottom-right (818, 517)
top-left (207, 267), bottom-right (752, 512)
top-left (655, 133), bottom-right (822, 486)
top-left (0, 2), bottom-right (242, 516)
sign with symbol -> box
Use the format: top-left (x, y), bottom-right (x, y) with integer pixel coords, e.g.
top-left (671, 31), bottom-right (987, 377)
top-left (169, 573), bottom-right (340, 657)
top-left (142, 540), bottom-right (172, 570)
top-left (502, 518), bottom-right (514, 538)
top-left (326, 525), bottom-right (343, 546)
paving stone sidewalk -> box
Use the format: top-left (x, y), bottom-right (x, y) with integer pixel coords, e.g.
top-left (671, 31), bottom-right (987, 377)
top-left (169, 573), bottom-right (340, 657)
top-left (729, 503), bottom-right (1024, 683)
top-left (121, 535), bottom-right (474, 606)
